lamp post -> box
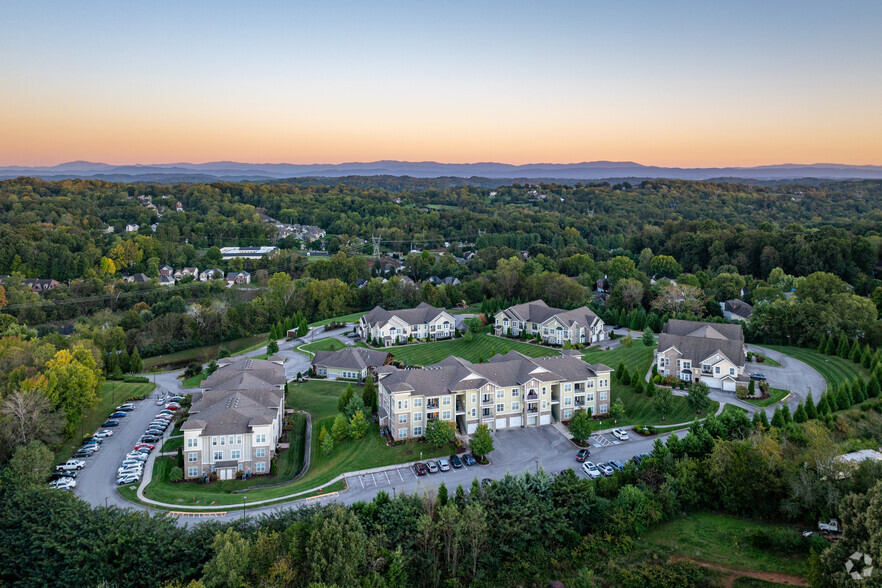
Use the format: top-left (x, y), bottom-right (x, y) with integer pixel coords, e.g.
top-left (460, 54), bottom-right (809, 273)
top-left (242, 495), bottom-right (247, 519)
top-left (105, 496), bottom-right (109, 509)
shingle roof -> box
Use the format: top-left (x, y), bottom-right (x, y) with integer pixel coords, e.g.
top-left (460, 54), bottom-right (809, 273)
top-left (313, 348), bottom-right (391, 371)
top-left (500, 299), bottom-right (601, 328)
top-left (657, 320), bottom-right (746, 366)
top-left (361, 302), bottom-right (449, 328)
top-left (201, 358), bottom-right (286, 391)
top-left (183, 387), bottom-right (283, 435)
top-left (724, 299), bottom-right (754, 319)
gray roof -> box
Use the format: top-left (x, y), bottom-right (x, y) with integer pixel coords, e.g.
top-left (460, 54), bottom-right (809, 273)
top-left (201, 358), bottom-right (286, 391)
top-left (361, 302), bottom-right (449, 327)
top-left (378, 351), bottom-right (611, 397)
top-left (657, 320), bottom-right (746, 366)
top-left (183, 387), bottom-right (283, 436)
top-left (499, 299), bottom-right (601, 328)
top-left (723, 299), bottom-right (754, 318)
top-left (313, 348), bottom-right (391, 371)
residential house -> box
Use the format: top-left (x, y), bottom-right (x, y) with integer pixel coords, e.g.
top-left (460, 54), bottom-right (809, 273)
top-left (426, 276), bottom-right (461, 286)
top-left (125, 224), bottom-right (140, 232)
top-left (220, 246), bottom-right (279, 260)
top-left (377, 351), bottom-right (612, 439)
top-left (172, 269), bottom-right (184, 280)
top-left (225, 271), bottom-right (251, 285)
top-left (181, 267), bottom-right (199, 279)
top-left (23, 278), bottom-right (60, 292)
top-left (182, 358), bottom-right (286, 480)
top-left (494, 300), bottom-right (605, 345)
top-left (158, 275), bottom-right (175, 287)
top-left (358, 302), bottom-right (455, 344)
top-left (176, 201), bottom-right (184, 212)
top-left (200, 268), bottom-right (224, 281)
top-left (721, 299), bottom-right (753, 322)
top-left (655, 320), bottom-right (748, 391)
top-left (130, 273), bottom-right (150, 283)
top-left (159, 265), bottom-right (174, 277)
top-left (312, 348), bottom-right (392, 381)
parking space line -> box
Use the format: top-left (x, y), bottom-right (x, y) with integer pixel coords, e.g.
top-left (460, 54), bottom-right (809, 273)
top-left (397, 468), bottom-right (404, 482)
top-left (384, 471), bottom-right (390, 485)
top-left (359, 476), bottom-right (364, 489)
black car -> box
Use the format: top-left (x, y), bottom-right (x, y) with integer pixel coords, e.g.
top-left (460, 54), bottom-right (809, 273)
top-left (140, 435), bottom-right (159, 443)
top-left (749, 373), bottom-right (767, 381)
top-left (450, 455), bottom-right (463, 468)
top-left (576, 449), bottom-right (591, 462)
top-left (81, 436), bottom-right (102, 444)
top-left (49, 471), bottom-right (77, 481)
top-left (73, 450), bottom-right (94, 458)
top-left (102, 420), bottom-right (120, 427)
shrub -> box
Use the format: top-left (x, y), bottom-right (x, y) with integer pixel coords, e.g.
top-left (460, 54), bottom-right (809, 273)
top-left (169, 466), bottom-right (183, 482)
top-left (123, 375), bottom-right (150, 383)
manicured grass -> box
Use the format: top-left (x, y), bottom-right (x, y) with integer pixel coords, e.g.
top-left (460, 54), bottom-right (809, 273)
top-left (744, 387), bottom-right (789, 408)
top-left (181, 373), bottom-right (208, 388)
top-left (309, 312), bottom-right (366, 327)
top-left (640, 512), bottom-right (811, 578)
top-left (721, 404), bottom-right (748, 416)
top-left (142, 333), bottom-right (269, 370)
top-left (582, 345), bottom-right (717, 427)
top-left (57, 381), bottom-right (156, 462)
top-left (385, 333), bottom-right (558, 366)
top-left (139, 380), bottom-right (446, 506)
top-left (161, 436), bottom-right (183, 453)
top-left (762, 345), bottom-right (867, 390)
top-left (302, 338), bottom-right (368, 354)
top-left (748, 353), bottom-right (782, 368)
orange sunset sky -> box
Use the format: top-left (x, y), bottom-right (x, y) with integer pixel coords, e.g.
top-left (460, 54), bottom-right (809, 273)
top-left (1, 1), bottom-right (880, 167)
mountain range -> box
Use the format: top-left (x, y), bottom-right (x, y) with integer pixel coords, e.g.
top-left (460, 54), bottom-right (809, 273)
top-left (2, 160), bottom-right (881, 183)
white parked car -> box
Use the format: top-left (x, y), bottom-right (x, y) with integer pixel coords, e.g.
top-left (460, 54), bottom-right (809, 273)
top-left (56, 459), bottom-right (86, 471)
top-left (94, 429), bottom-right (114, 438)
top-left (117, 474), bottom-right (142, 485)
top-left (612, 428), bottom-right (629, 441)
top-left (50, 478), bottom-right (77, 490)
top-left (581, 461), bottom-right (601, 479)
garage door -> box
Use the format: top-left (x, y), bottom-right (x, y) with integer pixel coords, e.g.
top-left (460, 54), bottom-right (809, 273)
top-left (509, 416), bottom-right (522, 428)
top-left (495, 418), bottom-right (507, 430)
top-left (527, 415), bottom-right (537, 426)
top-left (723, 380), bottom-right (736, 392)
top-left (467, 423), bottom-right (477, 435)
top-left (539, 414), bottom-right (551, 425)
top-left (703, 377), bottom-right (722, 389)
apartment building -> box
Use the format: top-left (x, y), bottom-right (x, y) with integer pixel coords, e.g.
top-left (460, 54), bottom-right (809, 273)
top-left (494, 300), bottom-right (606, 345)
top-left (181, 358), bottom-right (286, 480)
top-left (358, 302), bottom-right (455, 345)
top-left (377, 351), bottom-right (612, 439)
top-left (656, 320), bottom-right (748, 391)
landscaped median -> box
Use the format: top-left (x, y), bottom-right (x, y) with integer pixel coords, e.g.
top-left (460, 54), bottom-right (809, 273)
top-left (121, 380), bottom-right (451, 510)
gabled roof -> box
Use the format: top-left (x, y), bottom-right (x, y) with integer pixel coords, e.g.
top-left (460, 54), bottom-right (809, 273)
top-left (201, 358), bottom-right (286, 391)
top-left (313, 348), bottom-right (391, 371)
top-left (658, 320), bottom-right (746, 367)
top-left (184, 387), bottom-right (283, 435)
top-left (361, 302), bottom-right (450, 328)
top-left (723, 299), bottom-right (754, 319)
top-left (498, 299), bottom-right (600, 329)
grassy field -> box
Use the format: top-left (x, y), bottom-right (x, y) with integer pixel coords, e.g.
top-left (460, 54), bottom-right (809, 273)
top-left (762, 345), bottom-right (867, 389)
top-left (721, 404), bottom-right (748, 416)
top-left (640, 512), bottom-right (811, 578)
top-left (748, 353), bottom-right (782, 368)
top-left (161, 436), bottom-right (183, 453)
top-left (57, 381), bottom-right (156, 462)
top-left (142, 333), bottom-right (269, 370)
top-left (301, 338), bottom-right (368, 354)
top-left (744, 387), bottom-right (789, 408)
top-left (385, 333), bottom-right (558, 366)
top-left (181, 373), bottom-right (208, 388)
top-left (582, 345), bottom-right (717, 428)
top-left (308, 312), bottom-right (366, 327)
top-left (138, 381), bottom-right (446, 506)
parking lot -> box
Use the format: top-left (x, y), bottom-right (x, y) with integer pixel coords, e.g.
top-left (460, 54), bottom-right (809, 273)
top-left (349, 466), bottom-right (414, 490)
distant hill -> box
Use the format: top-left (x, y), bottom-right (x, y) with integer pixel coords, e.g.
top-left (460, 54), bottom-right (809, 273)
top-left (1, 160), bottom-right (881, 183)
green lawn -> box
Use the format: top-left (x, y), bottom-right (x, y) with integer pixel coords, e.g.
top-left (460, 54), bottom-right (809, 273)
top-left (748, 353), bottom-right (782, 368)
top-left (57, 381), bottom-right (156, 461)
top-left (721, 404), bottom-right (748, 416)
top-left (309, 312), bottom-right (366, 327)
top-left (143, 333), bottom-right (269, 371)
top-left (744, 387), bottom-right (789, 408)
top-left (181, 373), bottom-right (208, 388)
top-left (640, 512), bottom-right (811, 578)
top-left (302, 338), bottom-right (368, 354)
top-left (161, 436), bottom-right (183, 453)
top-left (582, 345), bottom-right (717, 428)
top-left (762, 345), bottom-right (867, 390)
top-left (385, 333), bottom-right (558, 366)
top-left (137, 381), bottom-right (447, 507)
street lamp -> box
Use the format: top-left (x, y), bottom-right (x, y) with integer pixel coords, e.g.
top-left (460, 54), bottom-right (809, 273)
top-left (242, 495), bottom-right (247, 518)
top-left (105, 496), bottom-right (109, 509)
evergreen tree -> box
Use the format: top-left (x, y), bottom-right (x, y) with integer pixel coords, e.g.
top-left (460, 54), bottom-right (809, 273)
top-left (868, 373), bottom-right (881, 398)
top-left (119, 349), bottom-right (131, 373)
top-left (267, 339), bottom-right (279, 355)
top-left (770, 406), bottom-right (783, 428)
top-left (331, 413), bottom-right (349, 442)
top-left (176, 447), bottom-right (184, 468)
top-left (758, 409), bottom-right (770, 428)
top-left (849, 339), bottom-right (862, 363)
top-left (805, 394), bottom-right (817, 420)
top-left (616, 362), bottom-right (625, 380)
top-left (337, 384), bottom-right (355, 413)
top-left (621, 369), bottom-right (631, 385)
top-left (437, 482), bottom-right (448, 506)
top-left (861, 343), bottom-right (874, 369)
top-left (652, 363), bottom-right (658, 377)
top-left (824, 335), bottom-right (836, 355)
top-left (782, 404), bottom-right (792, 424)
top-left (129, 346), bottom-right (143, 373)
top-left (748, 378), bottom-right (755, 396)
top-left (817, 393), bottom-right (831, 416)
top-left (349, 410), bottom-right (369, 439)
top-left (817, 334), bottom-right (827, 354)
top-left (793, 402), bottom-right (807, 423)
top-left (632, 378), bottom-right (643, 394)
top-left (836, 334), bottom-right (849, 358)
top-left (105, 351), bottom-right (119, 375)
top-left (321, 428), bottom-right (334, 456)
top-left (646, 380), bottom-right (656, 397)
top-left (642, 327), bottom-right (655, 346)
top-left (362, 375), bottom-right (376, 411)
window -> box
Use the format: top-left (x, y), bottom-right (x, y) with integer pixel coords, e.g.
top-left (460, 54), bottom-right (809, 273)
top-left (236, 435), bottom-right (242, 445)
top-left (413, 412), bottom-right (422, 422)
top-left (600, 392), bottom-right (608, 401)
top-left (220, 437), bottom-right (225, 446)
top-left (231, 450), bottom-right (241, 460)
top-left (443, 396), bottom-right (451, 405)
top-left (715, 366), bottom-right (720, 374)
top-left (397, 428), bottom-right (408, 439)
top-left (496, 389), bottom-right (504, 399)
top-left (212, 436), bottom-right (218, 446)
top-left (471, 394), bottom-right (476, 404)
top-left (587, 380), bottom-right (594, 388)
top-left (413, 426), bottom-right (423, 436)
top-left (587, 393), bottom-right (595, 402)
top-left (256, 462), bottom-right (266, 473)
top-left (470, 408), bottom-right (476, 417)
top-left (496, 403), bottom-right (504, 413)
top-left (600, 404), bottom-right (608, 414)
top-left (398, 414), bottom-right (408, 423)
top-left (542, 400), bottom-right (547, 409)
top-left (512, 401), bottom-right (520, 411)
top-left (188, 452), bottom-right (197, 462)
top-left (255, 448), bottom-right (266, 458)
top-left (442, 410), bottom-right (451, 420)
top-left (564, 397), bottom-right (572, 406)
top-left (512, 388), bottom-right (519, 397)
top-left (564, 383), bottom-right (572, 392)
top-left (414, 398), bottom-right (422, 408)
top-left (396, 399), bottom-right (409, 410)
top-left (188, 467), bottom-right (198, 477)
top-left (563, 409), bottom-right (572, 419)
top-left (729, 368), bottom-right (735, 376)
top-left (213, 451), bottom-right (222, 461)
top-left (228, 435), bottom-right (234, 445)
top-left (187, 438), bottom-right (197, 448)
top-left (255, 433), bottom-right (266, 444)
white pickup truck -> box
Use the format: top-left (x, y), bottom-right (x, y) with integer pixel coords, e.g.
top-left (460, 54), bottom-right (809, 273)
top-left (818, 519), bottom-right (840, 533)
top-left (56, 459), bottom-right (86, 471)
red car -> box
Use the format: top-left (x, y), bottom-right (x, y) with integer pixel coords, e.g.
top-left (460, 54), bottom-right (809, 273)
top-left (165, 404), bottom-right (180, 411)
top-left (134, 443), bottom-right (155, 450)
top-left (414, 462), bottom-right (429, 476)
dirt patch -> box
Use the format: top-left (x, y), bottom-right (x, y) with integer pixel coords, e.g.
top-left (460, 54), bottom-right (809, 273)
top-left (672, 556), bottom-right (809, 587)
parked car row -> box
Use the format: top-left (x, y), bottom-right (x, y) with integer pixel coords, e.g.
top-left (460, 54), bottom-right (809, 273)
top-left (581, 459), bottom-right (626, 479)
top-left (414, 454), bottom-right (476, 476)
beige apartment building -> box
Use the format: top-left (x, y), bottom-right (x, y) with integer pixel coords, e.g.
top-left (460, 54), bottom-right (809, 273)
top-left (655, 320), bottom-right (748, 391)
top-left (377, 351), bottom-right (612, 439)
top-left (494, 300), bottom-right (606, 345)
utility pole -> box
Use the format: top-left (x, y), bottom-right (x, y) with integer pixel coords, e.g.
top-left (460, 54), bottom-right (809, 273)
top-left (371, 235), bottom-right (382, 260)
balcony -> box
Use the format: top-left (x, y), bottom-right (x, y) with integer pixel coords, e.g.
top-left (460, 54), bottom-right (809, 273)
top-left (574, 399), bottom-right (586, 407)
top-left (426, 400), bottom-right (439, 409)
top-left (455, 402), bottom-right (466, 415)
top-left (427, 412), bottom-right (439, 421)
top-left (526, 407), bottom-right (538, 414)
top-left (482, 396), bottom-right (494, 405)
top-left (526, 391), bottom-right (538, 400)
